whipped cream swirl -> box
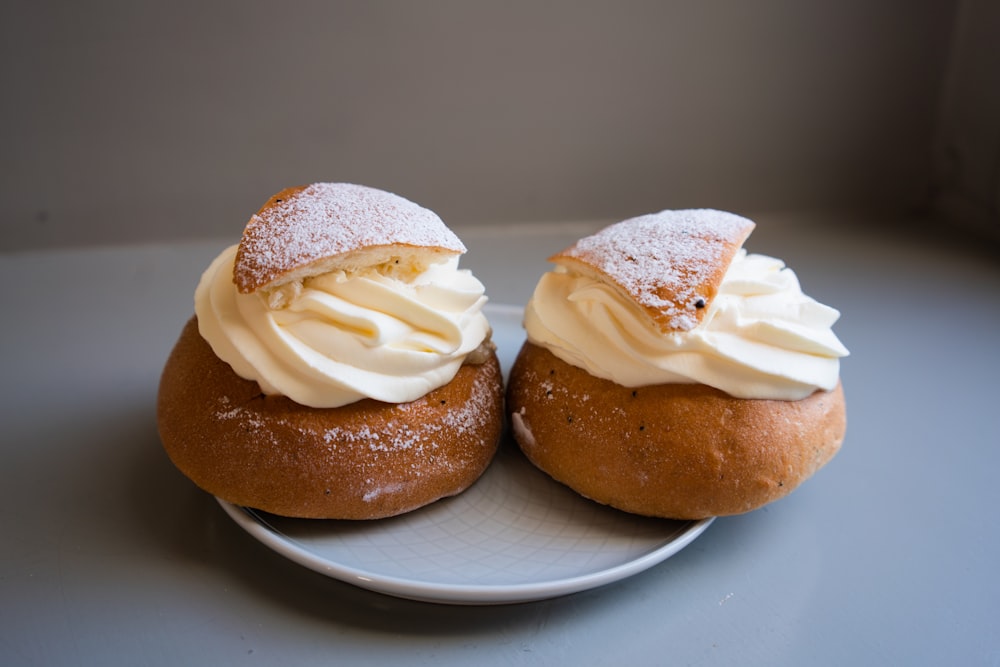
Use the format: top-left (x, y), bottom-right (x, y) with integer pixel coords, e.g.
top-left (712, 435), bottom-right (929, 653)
top-left (524, 250), bottom-right (848, 400)
top-left (195, 244), bottom-right (491, 408)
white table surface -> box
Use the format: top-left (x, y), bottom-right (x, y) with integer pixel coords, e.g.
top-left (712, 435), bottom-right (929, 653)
top-left (2, 213), bottom-right (998, 666)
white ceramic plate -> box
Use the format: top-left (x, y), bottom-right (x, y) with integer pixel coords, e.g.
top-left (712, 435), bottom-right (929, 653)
top-left (217, 304), bottom-right (714, 605)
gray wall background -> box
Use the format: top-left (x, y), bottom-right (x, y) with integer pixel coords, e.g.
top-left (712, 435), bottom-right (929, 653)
top-left (1, 0), bottom-right (996, 251)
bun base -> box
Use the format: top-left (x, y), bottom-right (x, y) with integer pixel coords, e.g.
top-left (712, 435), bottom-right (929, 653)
top-left (158, 318), bottom-right (504, 519)
top-left (507, 342), bottom-right (845, 519)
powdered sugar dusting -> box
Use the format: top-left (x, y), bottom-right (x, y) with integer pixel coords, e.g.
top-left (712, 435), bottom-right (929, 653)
top-left (389, 363), bottom-right (495, 449)
top-left (234, 183), bottom-right (466, 293)
top-left (207, 355), bottom-right (500, 514)
top-left (363, 482), bottom-right (407, 502)
top-left (311, 372), bottom-right (493, 459)
top-left (512, 358), bottom-right (633, 452)
top-left (511, 409), bottom-right (535, 447)
top-left (552, 209), bottom-right (754, 331)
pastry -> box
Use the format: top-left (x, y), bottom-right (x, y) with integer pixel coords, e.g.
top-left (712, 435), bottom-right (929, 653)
top-left (158, 183), bottom-right (504, 519)
top-left (507, 209), bottom-right (849, 519)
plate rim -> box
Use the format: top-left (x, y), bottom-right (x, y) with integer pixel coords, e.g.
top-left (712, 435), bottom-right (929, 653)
top-left (217, 497), bottom-right (714, 605)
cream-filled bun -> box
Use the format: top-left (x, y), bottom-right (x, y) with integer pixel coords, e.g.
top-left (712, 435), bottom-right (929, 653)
top-left (158, 183), bottom-right (504, 519)
top-left (507, 210), bottom-right (848, 519)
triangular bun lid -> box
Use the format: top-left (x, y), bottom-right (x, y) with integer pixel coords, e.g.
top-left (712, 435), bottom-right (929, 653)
top-left (233, 183), bottom-right (466, 294)
top-left (549, 209), bottom-right (755, 332)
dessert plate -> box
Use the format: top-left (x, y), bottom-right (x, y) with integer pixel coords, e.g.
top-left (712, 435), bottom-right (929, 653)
top-left (216, 304), bottom-right (714, 605)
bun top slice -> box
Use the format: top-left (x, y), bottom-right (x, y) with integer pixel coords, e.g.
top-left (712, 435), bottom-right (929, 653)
top-left (233, 183), bottom-right (466, 294)
top-left (549, 209), bottom-right (755, 333)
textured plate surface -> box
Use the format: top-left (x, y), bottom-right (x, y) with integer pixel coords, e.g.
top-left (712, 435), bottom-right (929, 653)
top-left (216, 304), bottom-right (714, 604)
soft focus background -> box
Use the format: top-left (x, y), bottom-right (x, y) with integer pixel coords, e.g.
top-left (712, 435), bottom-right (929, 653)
top-left (1, 0), bottom-right (997, 251)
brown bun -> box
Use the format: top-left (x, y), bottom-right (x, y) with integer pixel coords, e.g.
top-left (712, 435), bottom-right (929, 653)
top-left (507, 342), bottom-right (845, 519)
top-left (159, 182), bottom-right (501, 519)
top-left (159, 318), bottom-right (504, 519)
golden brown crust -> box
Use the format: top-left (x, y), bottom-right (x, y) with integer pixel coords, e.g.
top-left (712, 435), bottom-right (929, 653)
top-left (158, 318), bottom-right (504, 519)
top-left (506, 342), bottom-right (845, 519)
top-left (549, 210), bottom-right (755, 332)
top-left (233, 183), bottom-right (467, 294)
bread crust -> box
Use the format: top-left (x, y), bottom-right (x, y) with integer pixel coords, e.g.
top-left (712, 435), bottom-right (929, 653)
top-left (158, 318), bottom-right (504, 519)
top-left (549, 210), bottom-right (755, 332)
top-left (233, 183), bottom-right (466, 294)
top-left (507, 342), bottom-right (845, 519)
